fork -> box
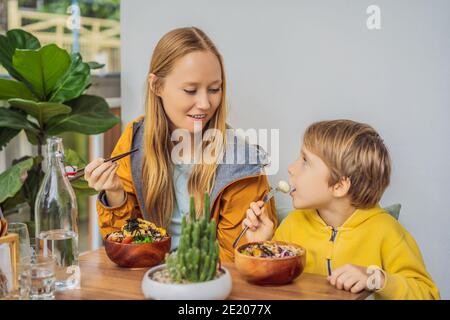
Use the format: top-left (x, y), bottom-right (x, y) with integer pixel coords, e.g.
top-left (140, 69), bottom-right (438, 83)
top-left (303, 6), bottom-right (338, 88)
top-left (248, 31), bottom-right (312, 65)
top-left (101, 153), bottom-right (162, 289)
top-left (232, 182), bottom-right (292, 248)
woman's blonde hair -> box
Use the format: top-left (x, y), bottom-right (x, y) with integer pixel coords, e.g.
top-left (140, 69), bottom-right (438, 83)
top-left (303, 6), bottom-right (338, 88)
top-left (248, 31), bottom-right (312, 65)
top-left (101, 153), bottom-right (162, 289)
top-left (303, 120), bottom-right (391, 208)
top-left (142, 27), bottom-right (228, 227)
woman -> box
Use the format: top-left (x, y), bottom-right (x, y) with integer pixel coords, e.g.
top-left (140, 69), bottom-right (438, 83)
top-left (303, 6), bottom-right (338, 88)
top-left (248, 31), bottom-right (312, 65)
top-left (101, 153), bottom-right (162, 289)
top-left (84, 27), bottom-right (277, 262)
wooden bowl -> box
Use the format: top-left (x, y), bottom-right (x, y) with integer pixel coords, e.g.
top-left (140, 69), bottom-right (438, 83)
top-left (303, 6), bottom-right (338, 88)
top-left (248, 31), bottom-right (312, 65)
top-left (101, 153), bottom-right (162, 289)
top-left (234, 241), bottom-right (306, 285)
top-left (104, 236), bottom-right (171, 268)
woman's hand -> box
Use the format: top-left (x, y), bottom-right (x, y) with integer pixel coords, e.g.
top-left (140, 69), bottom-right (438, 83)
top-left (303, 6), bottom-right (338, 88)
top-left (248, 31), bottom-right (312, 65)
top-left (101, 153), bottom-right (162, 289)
top-left (242, 201), bottom-right (274, 242)
top-left (84, 158), bottom-right (125, 206)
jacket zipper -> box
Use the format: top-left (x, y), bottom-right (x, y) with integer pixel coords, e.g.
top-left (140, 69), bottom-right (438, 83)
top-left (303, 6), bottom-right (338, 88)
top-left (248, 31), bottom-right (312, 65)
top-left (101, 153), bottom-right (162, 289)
top-left (327, 227), bottom-right (338, 276)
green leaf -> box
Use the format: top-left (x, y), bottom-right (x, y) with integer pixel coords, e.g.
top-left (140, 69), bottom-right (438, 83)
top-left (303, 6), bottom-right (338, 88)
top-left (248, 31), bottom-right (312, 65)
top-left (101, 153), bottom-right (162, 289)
top-left (12, 44), bottom-right (71, 100)
top-left (87, 61), bottom-right (105, 70)
top-left (0, 78), bottom-right (36, 101)
top-left (0, 35), bottom-right (16, 76)
top-left (0, 107), bottom-right (39, 133)
top-left (46, 95), bottom-right (120, 135)
top-left (49, 53), bottom-right (91, 103)
top-left (0, 127), bottom-right (21, 151)
top-left (24, 129), bottom-right (40, 145)
top-left (64, 148), bottom-right (97, 196)
top-left (71, 179), bottom-right (97, 196)
top-left (64, 148), bottom-right (87, 168)
top-left (0, 157), bottom-right (34, 203)
top-left (0, 29), bottom-right (41, 85)
top-left (1, 189), bottom-right (26, 213)
top-left (19, 156), bottom-right (44, 216)
top-left (8, 98), bottom-right (72, 125)
top-left (0, 107), bottom-right (38, 149)
top-left (6, 29), bottom-right (41, 50)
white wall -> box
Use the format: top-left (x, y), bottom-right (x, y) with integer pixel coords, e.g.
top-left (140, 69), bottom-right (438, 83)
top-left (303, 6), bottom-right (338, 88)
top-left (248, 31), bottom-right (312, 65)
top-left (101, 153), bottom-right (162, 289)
top-left (121, 0), bottom-right (450, 298)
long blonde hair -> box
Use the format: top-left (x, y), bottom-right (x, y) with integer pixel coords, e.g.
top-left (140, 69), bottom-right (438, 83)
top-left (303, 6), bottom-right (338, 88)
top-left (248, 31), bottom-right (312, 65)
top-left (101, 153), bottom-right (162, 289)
top-left (142, 27), bottom-right (228, 228)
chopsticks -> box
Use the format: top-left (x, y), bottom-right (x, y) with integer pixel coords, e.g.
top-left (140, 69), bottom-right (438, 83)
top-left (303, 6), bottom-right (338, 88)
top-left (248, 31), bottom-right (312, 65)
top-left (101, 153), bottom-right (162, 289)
top-left (66, 148), bottom-right (139, 181)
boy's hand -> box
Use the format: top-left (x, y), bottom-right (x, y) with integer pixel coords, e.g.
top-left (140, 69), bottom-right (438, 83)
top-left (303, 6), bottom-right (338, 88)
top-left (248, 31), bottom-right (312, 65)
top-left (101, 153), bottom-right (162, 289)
top-left (327, 264), bottom-right (385, 293)
top-left (242, 201), bottom-right (274, 242)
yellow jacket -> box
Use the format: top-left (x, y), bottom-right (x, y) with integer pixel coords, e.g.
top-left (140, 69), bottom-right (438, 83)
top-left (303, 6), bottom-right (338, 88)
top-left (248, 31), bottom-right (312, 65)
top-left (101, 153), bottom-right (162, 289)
top-left (273, 205), bottom-right (440, 299)
top-left (96, 117), bottom-right (277, 262)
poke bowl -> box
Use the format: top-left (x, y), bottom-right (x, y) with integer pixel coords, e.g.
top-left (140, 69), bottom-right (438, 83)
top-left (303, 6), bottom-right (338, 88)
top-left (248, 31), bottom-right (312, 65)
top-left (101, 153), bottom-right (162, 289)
top-left (104, 218), bottom-right (171, 268)
top-left (234, 241), bottom-right (306, 285)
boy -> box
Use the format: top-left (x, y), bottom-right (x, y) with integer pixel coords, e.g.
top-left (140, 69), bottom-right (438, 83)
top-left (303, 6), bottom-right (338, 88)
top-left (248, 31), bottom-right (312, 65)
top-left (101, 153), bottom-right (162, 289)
top-left (244, 120), bottom-right (439, 299)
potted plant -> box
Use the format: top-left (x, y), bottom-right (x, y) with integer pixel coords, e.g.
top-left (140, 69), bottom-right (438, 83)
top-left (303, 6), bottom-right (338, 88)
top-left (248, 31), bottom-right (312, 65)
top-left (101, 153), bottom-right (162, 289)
top-left (0, 29), bottom-right (119, 232)
top-left (141, 193), bottom-right (232, 300)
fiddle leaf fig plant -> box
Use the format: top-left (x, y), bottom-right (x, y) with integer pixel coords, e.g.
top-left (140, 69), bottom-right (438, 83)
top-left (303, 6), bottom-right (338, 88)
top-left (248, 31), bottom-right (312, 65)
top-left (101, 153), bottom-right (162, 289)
top-left (0, 28), bottom-right (118, 218)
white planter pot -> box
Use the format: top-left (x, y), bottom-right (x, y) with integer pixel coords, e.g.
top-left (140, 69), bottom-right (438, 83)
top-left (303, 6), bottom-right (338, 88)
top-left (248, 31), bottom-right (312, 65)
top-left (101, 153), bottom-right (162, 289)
top-left (141, 264), bottom-right (232, 300)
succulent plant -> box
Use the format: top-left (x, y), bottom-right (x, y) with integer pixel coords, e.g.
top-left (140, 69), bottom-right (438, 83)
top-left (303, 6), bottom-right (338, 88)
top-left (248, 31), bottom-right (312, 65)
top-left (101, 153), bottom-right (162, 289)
top-left (165, 192), bottom-right (220, 283)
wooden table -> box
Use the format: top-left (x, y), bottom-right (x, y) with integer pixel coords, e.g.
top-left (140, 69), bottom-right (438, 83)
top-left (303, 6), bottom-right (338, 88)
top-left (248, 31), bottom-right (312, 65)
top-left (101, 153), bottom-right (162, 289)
top-left (56, 248), bottom-right (371, 300)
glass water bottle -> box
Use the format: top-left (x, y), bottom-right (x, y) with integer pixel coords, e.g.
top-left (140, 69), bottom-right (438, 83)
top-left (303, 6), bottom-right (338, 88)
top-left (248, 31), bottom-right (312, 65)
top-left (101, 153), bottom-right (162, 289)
top-left (35, 137), bottom-right (80, 291)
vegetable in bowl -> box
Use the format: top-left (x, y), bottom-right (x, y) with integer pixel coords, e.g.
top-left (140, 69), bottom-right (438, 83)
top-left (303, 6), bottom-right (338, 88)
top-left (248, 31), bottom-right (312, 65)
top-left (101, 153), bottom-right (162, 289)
top-left (107, 218), bottom-right (168, 244)
top-left (104, 218), bottom-right (171, 268)
top-left (239, 241), bottom-right (304, 258)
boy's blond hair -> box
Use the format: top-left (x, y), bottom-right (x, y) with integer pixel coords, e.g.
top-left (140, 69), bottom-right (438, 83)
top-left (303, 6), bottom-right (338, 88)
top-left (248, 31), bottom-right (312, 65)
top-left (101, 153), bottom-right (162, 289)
top-left (303, 120), bottom-right (391, 208)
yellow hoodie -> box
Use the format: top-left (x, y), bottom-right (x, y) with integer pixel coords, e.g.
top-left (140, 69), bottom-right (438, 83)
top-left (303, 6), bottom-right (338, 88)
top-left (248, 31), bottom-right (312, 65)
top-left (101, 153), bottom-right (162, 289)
top-left (272, 205), bottom-right (440, 300)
